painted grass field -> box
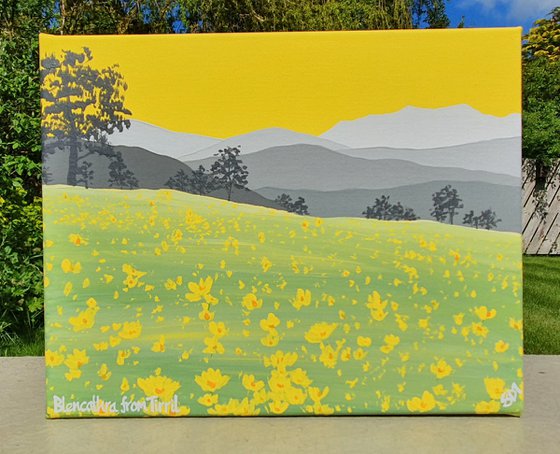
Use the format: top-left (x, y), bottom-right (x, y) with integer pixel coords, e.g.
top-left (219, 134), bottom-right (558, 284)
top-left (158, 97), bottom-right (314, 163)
top-left (43, 185), bottom-right (523, 417)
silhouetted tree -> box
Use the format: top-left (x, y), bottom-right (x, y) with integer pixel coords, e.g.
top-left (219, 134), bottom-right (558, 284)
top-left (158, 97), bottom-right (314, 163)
top-left (41, 48), bottom-right (131, 186)
top-left (76, 161), bottom-right (94, 189)
top-left (363, 195), bottom-right (418, 221)
top-left (363, 195), bottom-right (393, 220)
top-left (431, 185), bottom-right (463, 224)
top-left (165, 166), bottom-right (216, 195)
top-left (186, 165), bottom-right (217, 195)
top-left (165, 169), bottom-right (190, 192)
top-left (210, 146), bottom-right (248, 201)
top-left (275, 193), bottom-right (309, 215)
top-left (463, 208), bottom-right (502, 230)
top-left (108, 152), bottom-right (138, 189)
top-left (390, 202), bottom-right (419, 221)
top-left (462, 210), bottom-right (479, 229)
top-left (478, 209), bottom-right (502, 230)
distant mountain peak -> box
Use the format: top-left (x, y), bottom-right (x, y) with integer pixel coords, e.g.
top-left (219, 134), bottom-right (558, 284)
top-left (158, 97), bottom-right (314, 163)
top-left (107, 119), bottom-right (220, 160)
top-left (179, 127), bottom-right (348, 162)
top-left (320, 104), bottom-right (521, 150)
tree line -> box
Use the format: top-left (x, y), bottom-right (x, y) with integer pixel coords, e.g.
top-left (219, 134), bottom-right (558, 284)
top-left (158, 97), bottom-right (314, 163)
top-left (363, 184), bottom-right (501, 230)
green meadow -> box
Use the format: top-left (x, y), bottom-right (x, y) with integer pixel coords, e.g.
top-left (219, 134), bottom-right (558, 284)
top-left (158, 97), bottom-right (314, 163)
top-left (43, 185), bottom-right (523, 417)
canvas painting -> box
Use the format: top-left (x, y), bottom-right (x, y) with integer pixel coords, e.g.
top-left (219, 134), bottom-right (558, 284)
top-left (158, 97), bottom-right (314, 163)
top-left (41, 29), bottom-right (523, 417)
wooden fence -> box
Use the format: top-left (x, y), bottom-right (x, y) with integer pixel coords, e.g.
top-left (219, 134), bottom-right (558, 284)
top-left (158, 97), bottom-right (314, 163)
top-left (523, 159), bottom-right (560, 255)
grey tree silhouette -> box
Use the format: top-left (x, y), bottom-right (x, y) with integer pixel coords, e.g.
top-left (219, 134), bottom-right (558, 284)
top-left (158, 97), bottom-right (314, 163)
top-left (76, 161), bottom-right (94, 189)
top-left (463, 209), bottom-right (501, 230)
top-left (210, 146), bottom-right (248, 201)
top-left (363, 195), bottom-right (418, 221)
top-left (108, 152), bottom-right (138, 189)
top-left (363, 195), bottom-right (392, 220)
top-left (478, 209), bottom-right (501, 230)
top-left (462, 210), bottom-right (479, 229)
top-left (430, 185), bottom-right (463, 224)
top-left (275, 193), bottom-right (309, 215)
top-left (165, 165), bottom-right (216, 195)
top-left (41, 47), bottom-right (131, 186)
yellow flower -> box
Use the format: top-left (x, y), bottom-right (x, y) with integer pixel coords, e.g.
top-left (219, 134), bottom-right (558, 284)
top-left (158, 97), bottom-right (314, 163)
top-left (261, 333), bottom-right (280, 347)
top-left (319, 344), bottom-right (339, 368)
top-left (475, 400), bottom-right (501, 414)
top-left (268, 370), bottom-right (292, 394)
top-left (384, 334), bottom-right (400, 347)
top-left (289, 368), bottom-right (312, 387)
top-left (203, 336), bottom-right (225, 354)
top-left (292, 288), bottom-right (311, 310)
top-left (64, 349), bottom-right (89, 370)
top-left (151, 335), bottom-right (166, 353)
top-left (509, 318), bottom-right (523, 331)
top-left (116, 349), bottom-right (131, 366)
top-left (366, 291), bottom-right (387, 310)
top-left (242, 293), bottom-right (263, 311)
top-left (120, 377), bottom-right (130, 393)
top-left (64, 368), bottom-right (82, 381)
top-left (68, 305), bottom-right (99, 332)
top-left (471, 322), bottom-right (489, 338)
top-left (242, 374), bottom-right (265, 392)
top-left (304, 322), bottom-right (338, 344)
top-left (406, 391), bottom-right (436, 413)
top-left (357, 336), bottom-right (372, 347)
top-left (68, 233), bottom-right (88, 246)
top-left (474, 306), bottom-right (497, 321)
top-left (195, 368), bottom-right (230, 392)
top-left (119, 321), bottom-right (142, 340)
top-left (430, 359), bottom-right (453, 379)
top-left (63, 282), bottom-right (73, 297)
top-left (484, 377), bottom-right (506, 400)
top-left (269, 400), bottom-right (289, 415)
top-left (453, 313), bottom-right (464, 325)
top-left (198, 393), bottom-right (219, 407)
top-left (209, 321), bottom-right (228, 338)
top-left (286, 387), bottom-right (307, 405)
top-left (199, 304), bottom-right (215, 321)
top-left (260, 313), bottom-right (280, 332)
top-left (495, 340), bottom-right (510, 353)
top-left (308, 386), bottom-right (329, 403)
top-left (137, 374), bottom-right (181, 402)
top-left (97, 363), bottom-right (112, 381)
top-left (45, 349), bottom-right (64, 367)
top-left (185, 276), bottom-right (218, 304)
top-left (61, 259), bottom-right (81, 274)
top-left (264, 350), bottom-right (299, 370)
top-left (261, 256), bottom-right (272, 272)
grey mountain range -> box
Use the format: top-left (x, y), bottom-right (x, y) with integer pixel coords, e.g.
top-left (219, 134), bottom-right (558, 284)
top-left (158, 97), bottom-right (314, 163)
top-left (48, 106), bottom-right (521, 232)
top-left (320, 105), bottom-right (521, 149)
top-left (187, 144), bottom-right (519, 192)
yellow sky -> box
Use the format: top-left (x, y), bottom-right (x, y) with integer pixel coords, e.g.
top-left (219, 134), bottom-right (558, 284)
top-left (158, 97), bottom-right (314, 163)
top-left (40, 29), bottom-right (521, 138)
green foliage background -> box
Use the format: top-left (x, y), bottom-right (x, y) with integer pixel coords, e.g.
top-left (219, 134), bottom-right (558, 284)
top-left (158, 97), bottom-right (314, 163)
top-left (0, 1), bottom-right (558, 349)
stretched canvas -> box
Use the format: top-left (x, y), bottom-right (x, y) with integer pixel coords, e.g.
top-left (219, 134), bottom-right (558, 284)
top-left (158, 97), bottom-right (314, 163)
top-left (41, 29), bottom-right (524, 417)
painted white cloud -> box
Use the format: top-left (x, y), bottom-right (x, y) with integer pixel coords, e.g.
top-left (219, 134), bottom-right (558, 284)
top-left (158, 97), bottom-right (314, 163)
top-left (459, 0), bottom-right (557, 22)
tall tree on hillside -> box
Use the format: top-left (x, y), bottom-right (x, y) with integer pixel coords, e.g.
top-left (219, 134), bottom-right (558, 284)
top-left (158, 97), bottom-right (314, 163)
top-left (41, 47), bottom-right (131, 186)
top-left (210, 146), bottom-right (249, 201)
top-left (477, 209), bottom-right (501, 230)
top-left (431, 185), bottom-right (463, 224)
top-left (363, 195), bottom-right (393, 220)
top-left (76, 160), bottom-right (94, 189)
top-left (108, 152), bottom-right (139, 189)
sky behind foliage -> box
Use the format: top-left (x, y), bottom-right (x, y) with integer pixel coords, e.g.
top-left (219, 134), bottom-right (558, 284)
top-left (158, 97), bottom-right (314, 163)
top-left (448, 0), bottom-right (557, 32)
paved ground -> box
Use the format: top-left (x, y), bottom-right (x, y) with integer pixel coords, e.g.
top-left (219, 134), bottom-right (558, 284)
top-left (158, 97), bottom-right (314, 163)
top-left (1, 355), bottom-right (559, 454)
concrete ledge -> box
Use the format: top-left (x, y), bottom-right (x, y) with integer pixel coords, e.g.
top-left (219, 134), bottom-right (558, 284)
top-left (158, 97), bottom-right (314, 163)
top-left (1, 355), bottom-right (559, 453)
